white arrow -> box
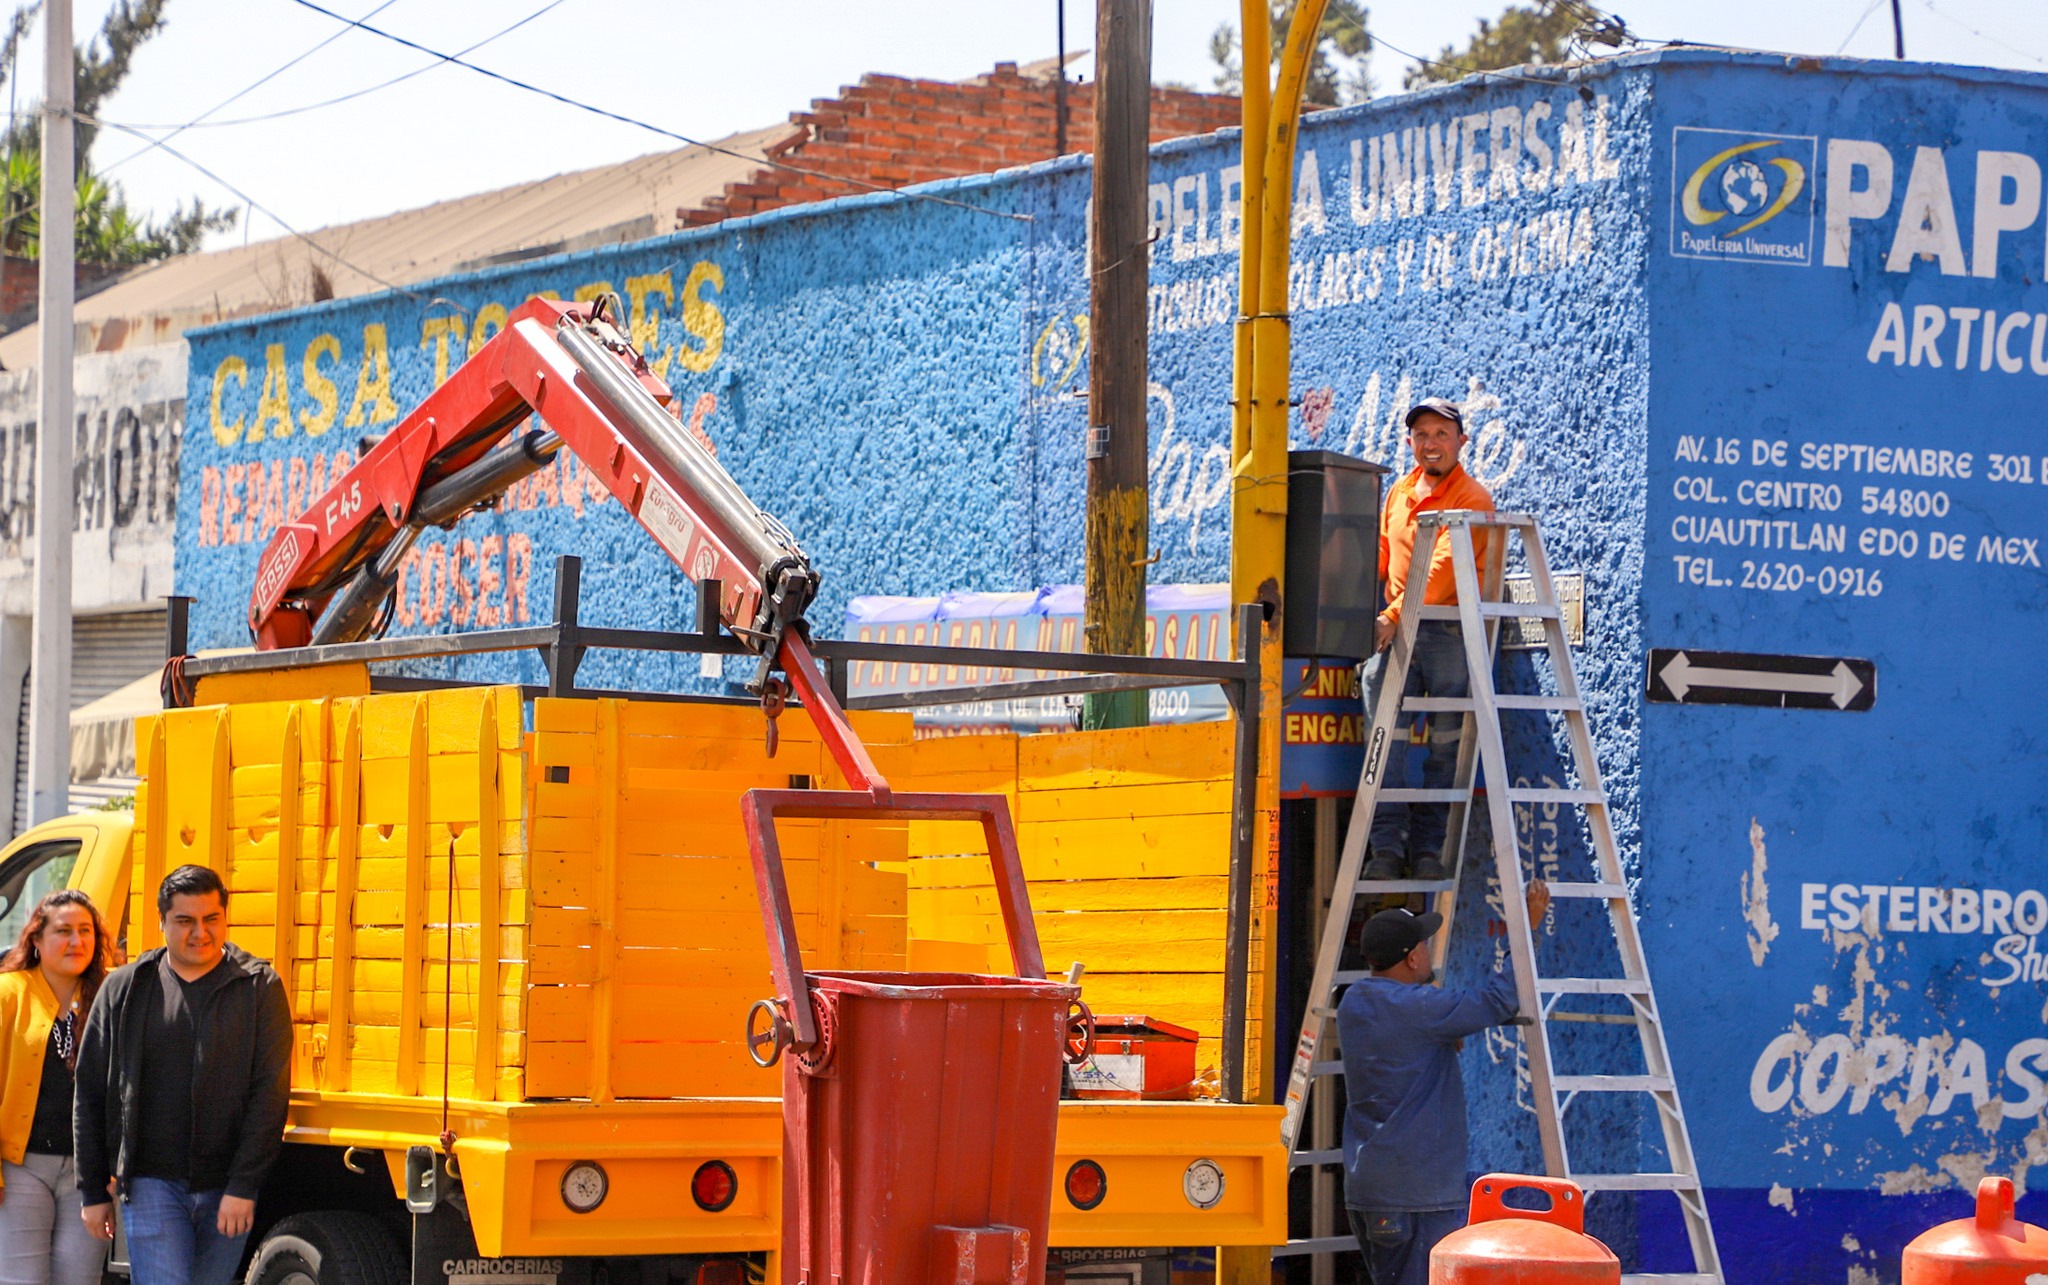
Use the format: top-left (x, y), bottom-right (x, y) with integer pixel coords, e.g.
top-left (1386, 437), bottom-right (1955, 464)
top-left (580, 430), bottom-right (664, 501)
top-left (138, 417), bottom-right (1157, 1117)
top-left (1660, 652), bottom-right (1864, 709)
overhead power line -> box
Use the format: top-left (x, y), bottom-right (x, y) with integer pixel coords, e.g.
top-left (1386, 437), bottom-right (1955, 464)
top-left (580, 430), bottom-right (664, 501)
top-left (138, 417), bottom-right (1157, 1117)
top-left (99, 0), bottom-right (572, 137)
top-left (100, 0), bottom-right (407, 174)
top-left (283, 0), bottom-right (1030, 222)
top-left (76, 109), bottom-right (428, 300)
top-left (1918, 0), bottom-right (2048, 67)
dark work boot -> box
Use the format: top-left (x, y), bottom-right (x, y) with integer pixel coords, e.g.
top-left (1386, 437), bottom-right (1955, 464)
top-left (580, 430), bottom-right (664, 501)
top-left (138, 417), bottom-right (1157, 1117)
top-left (1363, 850), bottom-right (1403, 880)
top-left (1411, 852), bottom-right (1450, 881)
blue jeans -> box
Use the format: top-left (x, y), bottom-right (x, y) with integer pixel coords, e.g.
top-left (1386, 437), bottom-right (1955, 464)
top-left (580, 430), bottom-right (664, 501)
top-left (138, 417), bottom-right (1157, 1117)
top-left (1361, 622), bottom-right (1470, 858)
top-left (123, 1179), bottom-right (248, 1285)
top-left (1348, 1206), bottom-right (1464, 1285)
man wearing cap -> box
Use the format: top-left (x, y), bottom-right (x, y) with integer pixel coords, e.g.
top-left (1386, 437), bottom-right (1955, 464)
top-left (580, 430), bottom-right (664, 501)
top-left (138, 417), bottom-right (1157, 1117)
top-left (1339, 881), bottom-right (1549, 1285)
top-left (1362, 398), bottom-right (1495, 882)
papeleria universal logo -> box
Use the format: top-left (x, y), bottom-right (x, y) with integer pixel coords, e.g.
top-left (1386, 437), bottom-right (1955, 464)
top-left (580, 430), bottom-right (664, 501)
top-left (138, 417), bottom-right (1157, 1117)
top-left (1670, 127), bottom-right (1818, 266)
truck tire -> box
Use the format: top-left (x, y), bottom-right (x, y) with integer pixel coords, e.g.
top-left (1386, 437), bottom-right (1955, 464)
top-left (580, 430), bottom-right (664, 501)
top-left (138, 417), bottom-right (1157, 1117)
top-left (245, 1213), bottom-right (407, 1285)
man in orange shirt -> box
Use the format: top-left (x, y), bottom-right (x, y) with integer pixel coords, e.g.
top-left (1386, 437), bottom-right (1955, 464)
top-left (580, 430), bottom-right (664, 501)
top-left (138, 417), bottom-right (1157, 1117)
top-left (1361, 399), bottom-right (1494, 882)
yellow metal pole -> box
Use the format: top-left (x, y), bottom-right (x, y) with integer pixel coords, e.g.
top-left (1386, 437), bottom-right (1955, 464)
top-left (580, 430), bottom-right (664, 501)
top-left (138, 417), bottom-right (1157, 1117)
top-left (1223, 5), bottom-right (1328, 1280)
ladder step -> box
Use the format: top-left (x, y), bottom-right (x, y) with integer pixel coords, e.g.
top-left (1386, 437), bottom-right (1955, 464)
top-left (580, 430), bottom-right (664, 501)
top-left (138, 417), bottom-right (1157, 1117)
top-left (1504, 786), bottom-right (1605, 804)
top-left (1538, 977), bottom-right (1650, 995)
top-left (1547, 881), bottom-right (1630, 899)
top-left (1574, 1172), bottom-right (1700, 1192)
top-left (1273, 1236), bottom-right (1360, 1257)
top-left (1413, 602), bottom-right (1561, 620)
top-left (1553, 1074), bottom-right (1676, 1094)
top-left (1377, 788), bottom-right (1470, 802)
top-left (1405, 694), bottom-right (1580, 712)
top-left (1620, 1276), bottom-right (1722, 1284)
top-left (1352, 879), bottom-right (1455, 896)
top-left (1311, 1059), bottom-right (1344, 1078)
top-left (1291, 1149), bottom-right (1341, 1168)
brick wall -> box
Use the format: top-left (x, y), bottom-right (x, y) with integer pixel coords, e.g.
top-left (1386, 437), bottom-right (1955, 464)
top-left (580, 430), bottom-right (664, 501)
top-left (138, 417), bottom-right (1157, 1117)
top-left (0, 255), bottom-right (129, 338)
top-left (679, 61), bottom-right (1241, 228)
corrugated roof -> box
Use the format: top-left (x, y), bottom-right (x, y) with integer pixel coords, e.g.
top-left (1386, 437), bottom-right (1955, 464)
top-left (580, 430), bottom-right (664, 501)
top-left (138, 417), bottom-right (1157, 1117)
top-left (0, 122), bottom-right (795, 370)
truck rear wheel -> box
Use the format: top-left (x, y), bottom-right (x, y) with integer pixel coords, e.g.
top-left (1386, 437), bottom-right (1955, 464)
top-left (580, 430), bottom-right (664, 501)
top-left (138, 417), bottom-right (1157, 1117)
top-left (246, 1213), bottom-right (407, 1285)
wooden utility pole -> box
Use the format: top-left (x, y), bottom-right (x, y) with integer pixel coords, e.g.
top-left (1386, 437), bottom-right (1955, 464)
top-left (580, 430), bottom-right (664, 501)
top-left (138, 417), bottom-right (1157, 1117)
top-left (1082, 0), bottom-right (1152, 732)
top-left (28, 0), bottom-right (72, 825)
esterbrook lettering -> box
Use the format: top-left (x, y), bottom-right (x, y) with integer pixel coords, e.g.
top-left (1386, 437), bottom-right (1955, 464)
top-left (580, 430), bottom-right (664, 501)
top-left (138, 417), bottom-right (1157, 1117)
top-left (1799, 882), bottom-right (2048, 936)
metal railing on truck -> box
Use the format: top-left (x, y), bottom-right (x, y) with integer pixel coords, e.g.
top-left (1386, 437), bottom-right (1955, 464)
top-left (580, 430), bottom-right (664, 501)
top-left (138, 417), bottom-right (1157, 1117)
top-left (164, 554), bottom-right (1271, 1103)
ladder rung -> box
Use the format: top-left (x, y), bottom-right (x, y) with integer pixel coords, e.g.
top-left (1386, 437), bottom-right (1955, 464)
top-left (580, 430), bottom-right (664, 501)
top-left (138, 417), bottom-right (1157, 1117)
top-left (1496, 694), bottom-right (1580, 710)
top-left (1353, 879), bottom-right (1454, 895)
top-left (1412, 602), bottom-right (1562, 621)
top-left (1621, 1276), bottom-right (1721, 1284)
top-left (1273, 1236), bottom-right (1360, 1257)
top-left (1505, 787), bottom-right (1605, 804)
top-left (1547, 881), bottom-right (1629, 899)
top-left (1574, 1172), bottom-right (1700, 1192)
top-left (1333, 970), bottom-right (1369, 985)
top-left (1311, 1059), bottom-right (1344, 1078)
top-left (1539, 977), bottom-right (1650, 995)
top-left (1377, 788), bottom-right (1470, 802)
top-left (1553, 1074), bottom-right (1675, 1094)
top-left (1291, 1149), bottom-right (1341, 1168)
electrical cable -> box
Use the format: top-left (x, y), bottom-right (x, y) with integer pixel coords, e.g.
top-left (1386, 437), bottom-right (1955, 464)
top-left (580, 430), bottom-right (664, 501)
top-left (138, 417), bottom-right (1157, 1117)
top-left (74, 109), bottom-right (429, 299)
top-left (283, 0), bottom-right (1031, 222)
top-left (98, 0), bottom-right (408, 175)
top-left (1917, 0), bottom-right (2048, 67)
top-left (1838, 0), bottom-right (1891, 54)
top-left (98, 0), bottom-right (572, 137)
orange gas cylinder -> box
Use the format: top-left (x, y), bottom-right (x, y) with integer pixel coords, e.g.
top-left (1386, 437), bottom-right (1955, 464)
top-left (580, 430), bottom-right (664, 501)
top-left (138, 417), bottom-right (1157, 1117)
top-left (1903, 1176), bottom-right (2048, 1284)
top-left (1430, 1175), bottom-right (1619, 1285)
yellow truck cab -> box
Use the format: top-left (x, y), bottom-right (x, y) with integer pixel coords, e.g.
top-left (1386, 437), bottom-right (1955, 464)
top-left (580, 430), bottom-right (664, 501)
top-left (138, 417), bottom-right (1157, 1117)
top-left (17, 672), bottom-right (1284, 1285)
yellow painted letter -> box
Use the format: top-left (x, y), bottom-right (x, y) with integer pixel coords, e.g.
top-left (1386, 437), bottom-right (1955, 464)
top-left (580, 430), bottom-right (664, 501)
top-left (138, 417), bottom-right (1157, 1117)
top-left (676, 260), bottom-right (725, 374)
top-left (625, 271), bottom-right (675, 377)
top-left (467, 303), bottom-right (510, 357)
top-left (250, 343), bottom-right (294, 442)
top-left (421, 314), bottom-right (467, 385)
top-left (300, 334), bottom-right (341, 437)
top-left (343, 324), bottom-right (399, 429)
top-left (210, 354), bottom-right (249, 447)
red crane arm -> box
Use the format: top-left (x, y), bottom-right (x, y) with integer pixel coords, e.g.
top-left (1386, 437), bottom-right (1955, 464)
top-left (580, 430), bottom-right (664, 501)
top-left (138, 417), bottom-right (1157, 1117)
top-left (244, 295), bottom-right (888, 799)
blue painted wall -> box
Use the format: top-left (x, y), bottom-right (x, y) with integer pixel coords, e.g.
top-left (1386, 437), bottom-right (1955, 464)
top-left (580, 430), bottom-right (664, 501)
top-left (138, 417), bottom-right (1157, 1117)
top-left (179, 48), bottom-right (2048, 1280)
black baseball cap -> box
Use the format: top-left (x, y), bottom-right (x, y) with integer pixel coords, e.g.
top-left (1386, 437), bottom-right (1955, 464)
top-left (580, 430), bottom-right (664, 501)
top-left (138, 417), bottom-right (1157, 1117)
top-left (1404, 397), bottom-right (1464, 430)
top-left (1361, 908), bottom-right (1444, 970)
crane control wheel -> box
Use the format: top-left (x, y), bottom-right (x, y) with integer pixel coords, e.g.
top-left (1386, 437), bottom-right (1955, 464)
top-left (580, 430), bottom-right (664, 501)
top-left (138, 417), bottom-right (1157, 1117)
top-left (1063, 998), bottom-right (1097, 1066)
top-left (746, 999), bottom-right (792, 1068)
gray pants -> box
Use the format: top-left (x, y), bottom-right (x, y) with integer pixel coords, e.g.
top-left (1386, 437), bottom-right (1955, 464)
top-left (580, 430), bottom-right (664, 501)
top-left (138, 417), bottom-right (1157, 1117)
top-left (0, 1155), bottom-right (102, 1285)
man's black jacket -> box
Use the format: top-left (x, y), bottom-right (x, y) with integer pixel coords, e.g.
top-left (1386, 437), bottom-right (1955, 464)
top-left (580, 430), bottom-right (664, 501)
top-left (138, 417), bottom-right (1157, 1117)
top-left (73, 943), bottom-right (292, 1202)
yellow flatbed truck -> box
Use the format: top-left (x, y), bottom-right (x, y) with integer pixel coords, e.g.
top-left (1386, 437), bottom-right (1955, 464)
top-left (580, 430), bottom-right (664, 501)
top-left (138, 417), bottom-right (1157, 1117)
top-left (13, 667), bottom-right (1283, 1284)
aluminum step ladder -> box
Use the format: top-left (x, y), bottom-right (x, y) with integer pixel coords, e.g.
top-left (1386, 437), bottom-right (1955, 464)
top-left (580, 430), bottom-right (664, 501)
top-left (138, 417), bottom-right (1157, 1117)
top-left (1273, 511), bottom-right (1722, 1285)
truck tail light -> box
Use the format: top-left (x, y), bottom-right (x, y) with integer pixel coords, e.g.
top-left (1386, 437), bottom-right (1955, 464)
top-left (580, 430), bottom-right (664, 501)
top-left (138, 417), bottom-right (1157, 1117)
top-left (692, 1264), bottom-right (744, 1285)
top-left (1063, 1159), bottom-right (1107, 1211)
top-left (691, 1160), bottom-right (738, 1212)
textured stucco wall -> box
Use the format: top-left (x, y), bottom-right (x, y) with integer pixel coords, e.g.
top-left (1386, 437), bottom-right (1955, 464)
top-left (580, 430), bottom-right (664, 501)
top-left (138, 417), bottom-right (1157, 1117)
top-left (178, 49), bottom-right (2048, 1278)
top-left (1638, 53), bottom-right (2048, 1281)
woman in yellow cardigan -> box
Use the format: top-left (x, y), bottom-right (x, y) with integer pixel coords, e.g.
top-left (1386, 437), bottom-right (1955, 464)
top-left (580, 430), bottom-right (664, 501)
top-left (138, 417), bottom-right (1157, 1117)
top-left (0, 890), bottom-right (111, 1285)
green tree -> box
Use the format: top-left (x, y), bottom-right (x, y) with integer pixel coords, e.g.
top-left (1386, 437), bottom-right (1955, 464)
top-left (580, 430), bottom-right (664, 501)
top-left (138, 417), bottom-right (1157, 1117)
top-left (1401, 0), bottom-right (1632, 91)
top-left (0, 0), bottom-right (235, 263)
top-left (1210, 1), bottom-right (1373, 109)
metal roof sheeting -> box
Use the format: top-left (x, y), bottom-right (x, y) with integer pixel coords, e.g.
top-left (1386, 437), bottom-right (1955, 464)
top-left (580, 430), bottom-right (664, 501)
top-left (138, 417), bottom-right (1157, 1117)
top-left (0, 123), bottom-right (794, 370)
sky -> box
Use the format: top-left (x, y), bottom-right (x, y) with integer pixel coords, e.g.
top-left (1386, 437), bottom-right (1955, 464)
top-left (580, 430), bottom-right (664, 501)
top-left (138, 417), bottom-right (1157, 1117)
top-left (11, 0), bottom-right (2048, 252)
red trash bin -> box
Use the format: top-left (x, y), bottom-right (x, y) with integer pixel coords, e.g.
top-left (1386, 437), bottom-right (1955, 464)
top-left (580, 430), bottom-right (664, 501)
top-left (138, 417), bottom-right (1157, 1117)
top-left (742, 788), bottom-right (1091, 1285)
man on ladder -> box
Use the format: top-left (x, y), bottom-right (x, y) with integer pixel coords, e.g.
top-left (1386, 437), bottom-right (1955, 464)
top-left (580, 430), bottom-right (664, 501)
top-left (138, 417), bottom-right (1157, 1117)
top-left (1363, 398), bottom-right (1495, 882)
top-left (1339, 887), bottom-right (1548, 1285)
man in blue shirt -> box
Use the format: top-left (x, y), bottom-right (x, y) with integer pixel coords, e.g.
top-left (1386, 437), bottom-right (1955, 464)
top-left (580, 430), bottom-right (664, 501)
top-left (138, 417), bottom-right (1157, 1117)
top-left (1337, 882), bottom-right (1549, 1285)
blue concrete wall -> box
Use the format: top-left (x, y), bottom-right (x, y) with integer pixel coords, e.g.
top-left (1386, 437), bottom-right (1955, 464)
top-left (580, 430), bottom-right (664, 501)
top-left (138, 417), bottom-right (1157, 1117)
top-left (178, 49), bottom-right (2048, 1279)
top-left (1635, 53), bottom-right (2048, 1280)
